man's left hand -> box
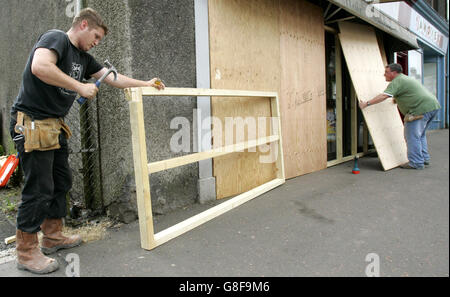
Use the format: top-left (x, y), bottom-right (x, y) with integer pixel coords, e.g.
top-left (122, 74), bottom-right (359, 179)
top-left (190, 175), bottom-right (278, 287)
top-left (358, 100), bottom-right (368, 110)
top-left (148, 77), bottom-right (165, 90)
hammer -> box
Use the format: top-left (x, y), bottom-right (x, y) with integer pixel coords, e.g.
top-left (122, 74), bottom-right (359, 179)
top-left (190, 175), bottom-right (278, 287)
top-left (77, 60), bottom-right (118, 105)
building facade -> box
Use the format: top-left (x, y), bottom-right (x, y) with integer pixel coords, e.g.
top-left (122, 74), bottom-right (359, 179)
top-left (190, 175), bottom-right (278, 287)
top-left (376, 0), bottom-right (449, 130)
top-left (1, 0), bottom-right (447, 223)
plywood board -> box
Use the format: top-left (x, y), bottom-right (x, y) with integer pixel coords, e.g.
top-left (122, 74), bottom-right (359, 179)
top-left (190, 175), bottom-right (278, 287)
top-left (209, 0), bottom-right (279, 199)
top-left (338, 22), bottom-right (408, 170)
top-left (279, 0), bottom-right (327, 178)
top-left (209, 0), bottom-right (327, 198)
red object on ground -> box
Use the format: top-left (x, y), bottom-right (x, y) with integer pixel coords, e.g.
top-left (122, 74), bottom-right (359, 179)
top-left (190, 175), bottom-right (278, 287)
top-left (0, 154), bottom-right (19, 187)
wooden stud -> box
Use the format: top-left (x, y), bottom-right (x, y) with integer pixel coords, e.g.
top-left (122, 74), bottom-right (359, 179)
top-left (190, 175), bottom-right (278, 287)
top-left (141, 87), bottom-right (277, 99)
top-left (351, 83), bottom-right (358, 156)
top-left (124, 88), bottom-right (133, 101)
top-left (153, 178), bottom-right (284, 247)
top-left (148, 135), bottom-right (280, 174)
top-left (271, 95), bottom-right (286, 180)
top-left (4, 235), bottom-right (15, 245)
top-left (128, 87), bottom-right (156, 250)
top-left (125, 87), bottom-right (285, 250)
top-left (327, 150), bottom-right (375, 167)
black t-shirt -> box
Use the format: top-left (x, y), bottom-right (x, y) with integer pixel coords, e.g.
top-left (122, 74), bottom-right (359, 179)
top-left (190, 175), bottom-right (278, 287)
top-left (11, 29), bottom-right (103, 119)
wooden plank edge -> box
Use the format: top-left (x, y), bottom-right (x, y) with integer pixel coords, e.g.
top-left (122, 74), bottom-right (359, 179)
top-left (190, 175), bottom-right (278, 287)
top-left (327, 150), bottom-right (376, 167)
top-left (4, 235), bottom-right (16, 245)
top-left (151, 178), bottom-right (285, 249)
top-left (124, 88), bottom-right (133, 101)
top-left (140, 87), bottom-right (278, 98)
top-left (148, 135), bottom-right (280, 174)
top-left (128, 94), bottom-right (156, 250)
top-left (271, 96), bottom-right (286, 180)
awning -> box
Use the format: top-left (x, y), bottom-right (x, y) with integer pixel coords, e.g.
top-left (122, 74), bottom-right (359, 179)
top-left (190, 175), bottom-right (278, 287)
top-left (328, 0), bottom-right (419, 50)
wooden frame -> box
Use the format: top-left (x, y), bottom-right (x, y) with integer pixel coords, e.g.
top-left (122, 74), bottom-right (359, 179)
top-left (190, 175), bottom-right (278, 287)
top-left (124, 87), bottom-right (285, 250)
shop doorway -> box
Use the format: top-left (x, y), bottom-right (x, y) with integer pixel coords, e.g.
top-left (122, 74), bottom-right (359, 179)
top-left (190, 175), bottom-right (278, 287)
top-left (325, 30), bottom-right (374, 166)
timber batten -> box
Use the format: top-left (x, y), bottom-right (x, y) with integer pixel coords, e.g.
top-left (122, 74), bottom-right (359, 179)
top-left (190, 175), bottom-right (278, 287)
top-left (125, 87), bottom-right (285, 250)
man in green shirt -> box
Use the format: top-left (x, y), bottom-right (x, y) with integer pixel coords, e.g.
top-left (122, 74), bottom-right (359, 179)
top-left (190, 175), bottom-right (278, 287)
top-left (359, 63), bottom-right (440, 170)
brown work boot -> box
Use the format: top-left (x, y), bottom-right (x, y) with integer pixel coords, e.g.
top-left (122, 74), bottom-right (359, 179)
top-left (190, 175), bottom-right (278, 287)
top-left (16, 229), bottom-right (59, 274)
top-left (40, 218), bottom-right (83, 255)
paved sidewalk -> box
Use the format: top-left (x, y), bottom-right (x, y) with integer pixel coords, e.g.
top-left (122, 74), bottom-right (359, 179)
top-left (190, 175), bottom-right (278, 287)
top-left (0, 129), bottom-right (448, 277)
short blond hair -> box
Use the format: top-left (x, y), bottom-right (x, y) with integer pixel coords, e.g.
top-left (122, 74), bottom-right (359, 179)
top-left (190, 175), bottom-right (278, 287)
top-left (72, 8), bottom-right (108, 35)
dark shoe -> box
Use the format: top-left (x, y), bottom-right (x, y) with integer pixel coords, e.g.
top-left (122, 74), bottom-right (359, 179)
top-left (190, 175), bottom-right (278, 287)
top-left (16, 230), bottom-right (59, 274)
top-left (40, 218), bottom-right (83, 255)
top-left (424, 160), bottom-right (430, 167)
top-left (399, 163), bottom-right (424, 170)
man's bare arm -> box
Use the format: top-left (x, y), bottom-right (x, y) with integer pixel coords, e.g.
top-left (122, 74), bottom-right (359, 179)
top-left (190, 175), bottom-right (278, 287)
top-left (31, 48), bottom-right (98, 99)
top-left (359, 93), bottom-right (392, 109)
top-left (91, 68), bottom-right (165, 90)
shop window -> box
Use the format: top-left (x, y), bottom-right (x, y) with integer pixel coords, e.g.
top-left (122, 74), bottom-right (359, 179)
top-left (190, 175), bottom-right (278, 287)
top-left (407, 49), bottom-right (424, 83)
top-left (325, 32), bottom-right (337, 161)
top-left (424, 62), bottom-right (437, 97)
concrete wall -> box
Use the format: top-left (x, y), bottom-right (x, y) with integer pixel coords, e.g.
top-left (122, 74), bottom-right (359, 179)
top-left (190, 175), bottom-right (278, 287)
top-left (0, 0), bottom-right (72, 153)
top-left (0, 0), bottom-right (96, 212)
top-left (88, 0), bottom-right (198, 222)
top-left (0, 0), bottom-right (199, 223)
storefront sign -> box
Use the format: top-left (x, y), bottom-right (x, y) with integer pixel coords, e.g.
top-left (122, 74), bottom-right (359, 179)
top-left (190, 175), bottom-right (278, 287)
top-left (329, 0), bottom-right (418, 49)
top-left (375, 1), bottom-right (448, 55)
top-left (409, 9), bottom-right (448, 54)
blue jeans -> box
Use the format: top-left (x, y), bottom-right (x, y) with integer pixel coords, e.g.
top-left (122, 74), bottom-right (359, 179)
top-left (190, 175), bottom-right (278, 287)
top-left (404, 109), bottom-right (439, 169)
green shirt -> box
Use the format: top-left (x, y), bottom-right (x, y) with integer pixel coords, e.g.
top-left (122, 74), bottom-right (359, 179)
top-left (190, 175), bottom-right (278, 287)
top-left (384, 74), bottom-right (440, 115)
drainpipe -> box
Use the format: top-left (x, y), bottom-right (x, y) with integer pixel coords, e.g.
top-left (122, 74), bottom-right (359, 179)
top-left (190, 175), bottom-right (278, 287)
top-left (194, 0), bottom-right (216, 203)
top-left (76, 0), bottom-right (83, 14)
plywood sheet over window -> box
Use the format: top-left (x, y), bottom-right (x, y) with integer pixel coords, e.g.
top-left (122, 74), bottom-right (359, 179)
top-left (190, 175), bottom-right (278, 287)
top-left (209, 0), bottom-right (280, 199)
top-left (338, 22), bottom-right (408, 170)
top-left (279, 0), bottom-right (327, 178)
top-left (209, 0), bottom-right (327, 199)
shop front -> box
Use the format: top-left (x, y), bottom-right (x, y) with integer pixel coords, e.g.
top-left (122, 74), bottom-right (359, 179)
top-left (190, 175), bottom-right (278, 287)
top-left (375, 0), bottom-right (449, 129)
top-left (200, 0), bottom-right (436, 200)
top-left (324, 0), bottom-right (420, 167)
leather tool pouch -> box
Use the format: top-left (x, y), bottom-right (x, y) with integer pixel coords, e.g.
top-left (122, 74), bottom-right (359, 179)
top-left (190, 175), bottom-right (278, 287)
top-left (404, 113), bottom-right (424, 123)
top-left (60, 119), bottom-right (72, 139)
top-left (15, 111), bottom-right (68, 153)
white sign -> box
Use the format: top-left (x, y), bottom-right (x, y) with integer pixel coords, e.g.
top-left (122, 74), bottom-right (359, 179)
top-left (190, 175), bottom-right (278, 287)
top-left (375, 2), bottom-right (449, 54)
top-left (410, 9), bottom-right (449, 54)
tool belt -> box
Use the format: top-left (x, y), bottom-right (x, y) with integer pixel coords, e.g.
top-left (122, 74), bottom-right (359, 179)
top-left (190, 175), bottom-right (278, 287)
top-left (404, 113), bottom-right (424, 123)
top-left (14, 111), bottom-right (72, 153)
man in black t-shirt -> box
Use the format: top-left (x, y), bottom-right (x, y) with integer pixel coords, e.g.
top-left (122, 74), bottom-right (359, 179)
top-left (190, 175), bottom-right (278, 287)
top-left (10, 8), bottom-right (165, 275)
